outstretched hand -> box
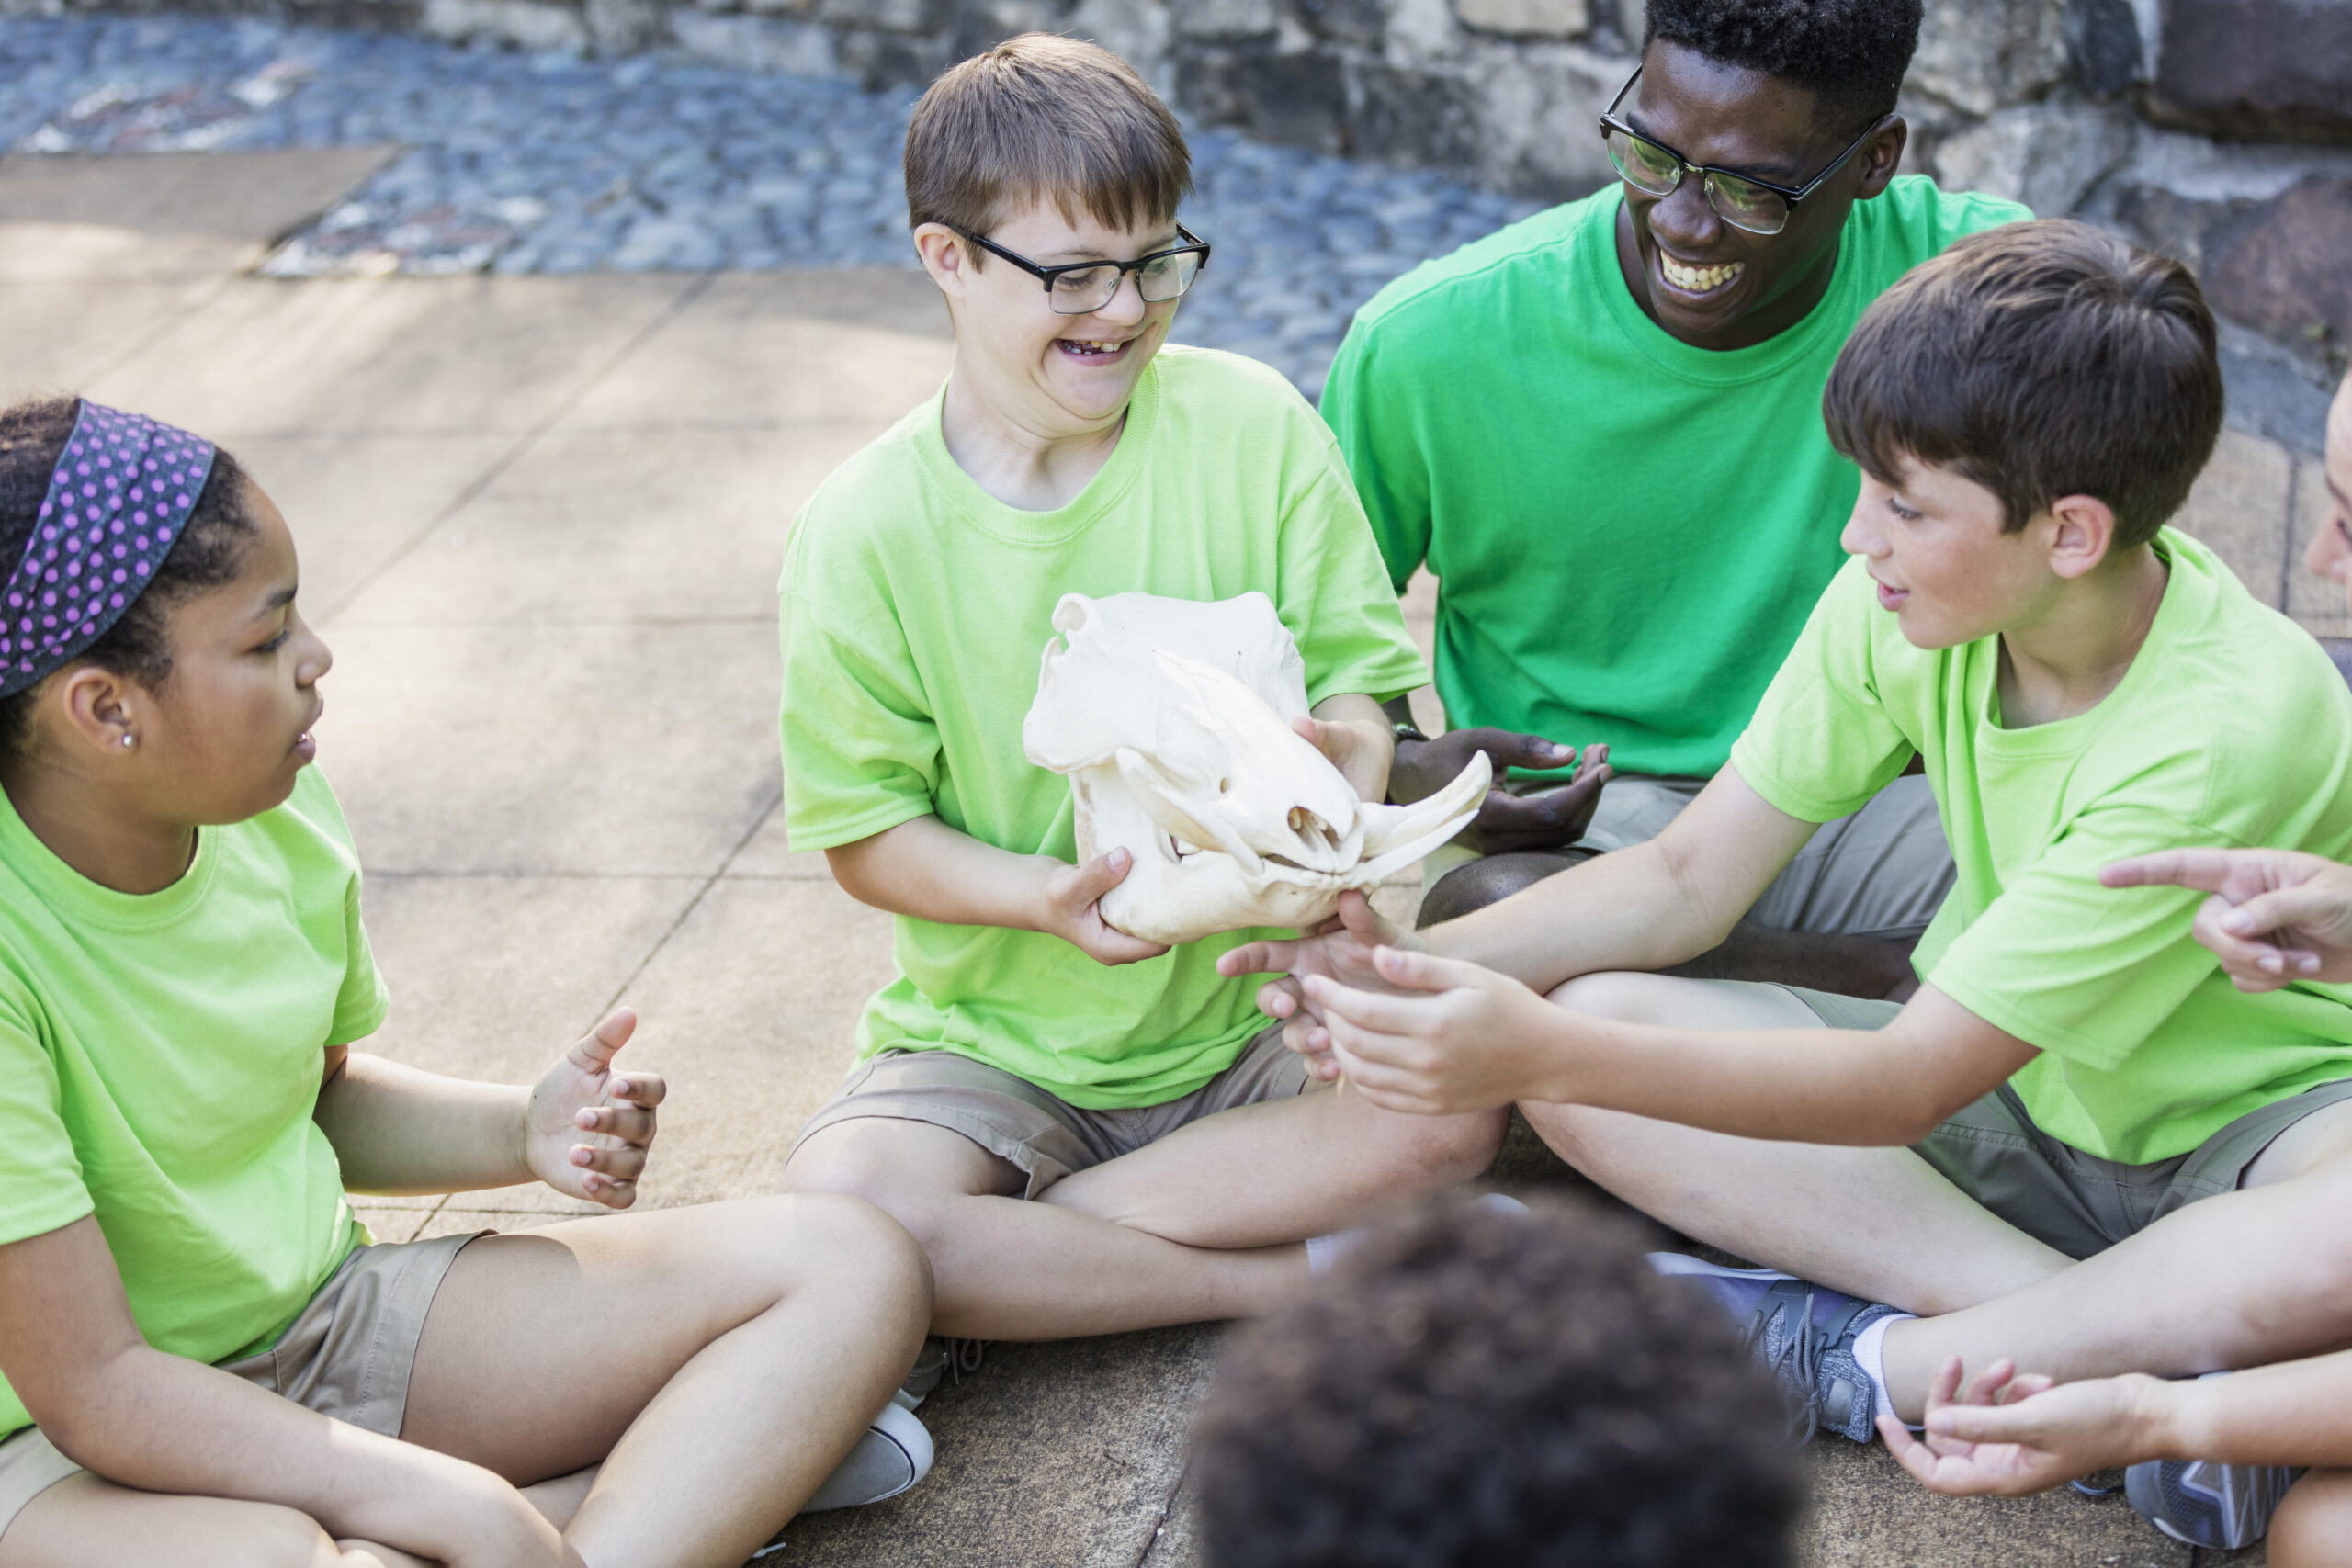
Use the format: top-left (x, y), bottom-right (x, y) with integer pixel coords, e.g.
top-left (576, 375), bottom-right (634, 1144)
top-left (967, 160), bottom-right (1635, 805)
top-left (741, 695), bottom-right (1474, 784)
top-left (1217, 891), bottom-right (1421, 1075)
top-left (1878, 1356), bottom-right (2152, 1498)
top-left (2102, 847), bottom-right (2352, 990)
top-left (1298, 942), bottom-right (1560, 1114)
top-left (1393, 730), bottom-right (1611, 855)
top-left (1041, 847), bottom-right (1171, 966)
top-left (525, 1007), bottom-right (664, 1209)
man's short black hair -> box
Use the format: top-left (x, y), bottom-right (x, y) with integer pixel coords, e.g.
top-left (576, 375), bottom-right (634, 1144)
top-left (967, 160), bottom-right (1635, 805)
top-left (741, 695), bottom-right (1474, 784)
top-left (1192, 1198), bottom-right (1804, 1568)
top-left (1645, 0), bottom-right (1925, 130)
top-left (1824, 218), bottom-right (2223, 548)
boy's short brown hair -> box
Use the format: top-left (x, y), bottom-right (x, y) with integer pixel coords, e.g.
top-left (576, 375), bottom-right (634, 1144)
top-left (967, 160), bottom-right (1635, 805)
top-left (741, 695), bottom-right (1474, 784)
top-left (904, 34), bottom-right (1190, 245)
top-left (1823, 218), bottom-right (2223, 549)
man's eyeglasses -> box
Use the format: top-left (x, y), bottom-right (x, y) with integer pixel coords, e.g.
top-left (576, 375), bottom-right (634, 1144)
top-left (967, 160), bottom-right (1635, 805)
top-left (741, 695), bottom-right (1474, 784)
top-left (1596, 66), bottom-right (1887, 237)
top-left (954, 223), bottom-right (1212, 315)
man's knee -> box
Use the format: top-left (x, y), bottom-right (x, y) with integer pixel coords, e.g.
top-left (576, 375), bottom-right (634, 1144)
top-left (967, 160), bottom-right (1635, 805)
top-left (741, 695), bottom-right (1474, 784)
top-left (1380, 1103), bottom-right (1510, 1186)
top-left (1417, 853), bottom-right (1579, 929)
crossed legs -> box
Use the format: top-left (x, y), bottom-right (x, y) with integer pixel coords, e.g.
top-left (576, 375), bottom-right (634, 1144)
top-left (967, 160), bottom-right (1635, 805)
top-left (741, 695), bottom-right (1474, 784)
top-left (0, 1195), bottom-right (928, 1568)
top-left (1521, 974), bottom-right (2352, 1425)
top-left (783, 1082), bottom-right (1509, 1340)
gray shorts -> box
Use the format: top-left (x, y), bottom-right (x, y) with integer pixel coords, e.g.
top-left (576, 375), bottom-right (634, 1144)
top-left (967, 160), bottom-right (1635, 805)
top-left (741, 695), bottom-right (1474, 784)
top-left (1792, 987), bottom-right (2352, 1259)
top-left (1423, 772), bottom-right (1954, 941)
top-left (0, 1229), bottom-right (478, 1542)
top-left (790, 1023), bottom-right (1315, 1199)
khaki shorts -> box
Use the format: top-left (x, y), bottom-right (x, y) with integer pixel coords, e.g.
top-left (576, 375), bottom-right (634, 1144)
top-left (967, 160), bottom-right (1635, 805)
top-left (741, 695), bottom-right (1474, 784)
top-left (1792, 986), bottom-right (2352, 1259)
top-left (790, 1023), bottom-right (1315, 1199)
top-left (1421, 773), bottom-right (1954, 941)
top-left (0, 1230), bottom-right (479, 1541)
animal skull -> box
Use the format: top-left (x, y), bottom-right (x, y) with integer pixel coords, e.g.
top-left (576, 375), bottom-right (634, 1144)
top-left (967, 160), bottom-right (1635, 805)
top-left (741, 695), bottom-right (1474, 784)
top-left (1023, 592), bottom-right (1491, 946)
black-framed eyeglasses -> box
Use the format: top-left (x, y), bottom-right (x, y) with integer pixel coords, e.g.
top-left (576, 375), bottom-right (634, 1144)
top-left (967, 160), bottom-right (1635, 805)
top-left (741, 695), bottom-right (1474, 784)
top-left (1596, 65), bottom-right (1887, 236)
top-left (954, 223), bottom-right (1212, 315)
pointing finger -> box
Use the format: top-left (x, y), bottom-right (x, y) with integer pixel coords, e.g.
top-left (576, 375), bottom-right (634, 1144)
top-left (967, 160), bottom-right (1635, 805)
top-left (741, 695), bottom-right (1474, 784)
top-left (2098, 848), bottom-right (2239, 895)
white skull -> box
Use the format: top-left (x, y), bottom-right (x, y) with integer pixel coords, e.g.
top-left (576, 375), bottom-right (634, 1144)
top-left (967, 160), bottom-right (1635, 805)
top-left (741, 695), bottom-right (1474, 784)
top-left (1022, 592), bottom-right (1491, 946)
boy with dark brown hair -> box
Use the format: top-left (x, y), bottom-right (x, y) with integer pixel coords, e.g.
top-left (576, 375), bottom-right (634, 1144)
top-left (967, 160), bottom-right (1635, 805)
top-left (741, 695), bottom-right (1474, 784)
top-left (1229, 220), bottom-right (2352, 1472)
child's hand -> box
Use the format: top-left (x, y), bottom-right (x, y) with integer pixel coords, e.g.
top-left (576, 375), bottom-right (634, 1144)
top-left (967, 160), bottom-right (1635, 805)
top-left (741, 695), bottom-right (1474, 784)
top-left (1219, 892), bottom-right (1424, 1076)
top-left (1298, 944), bottom-right (1560, 1113)
top-left (1041, 847), bottom-right (1172, 966)
top-left (525, 1007), bottom-right (663, 1209)
top-left (1879, 1356), bottom-right (2154, 1497)
top-left (1291, 712), bottom-right (1390, 802)
top-left (2102, 847), bottom-right (2352, 990)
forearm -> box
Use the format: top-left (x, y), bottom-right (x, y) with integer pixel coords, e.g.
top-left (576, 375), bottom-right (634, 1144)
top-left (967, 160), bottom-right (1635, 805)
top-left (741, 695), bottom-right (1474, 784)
top-left (317, 1051), bottom-right (529, 1196)
top-left (2151, 1353), bottom-right (2352, 1467)
top-left (1522, 1013), bottom-right (1969, 1145)
top-left (51, 1343), bottom-right (509, 1555)
top-left (826, 815), bottom-right (1053, 931)
top-left (1426, 836), bottom-right (1734, 989)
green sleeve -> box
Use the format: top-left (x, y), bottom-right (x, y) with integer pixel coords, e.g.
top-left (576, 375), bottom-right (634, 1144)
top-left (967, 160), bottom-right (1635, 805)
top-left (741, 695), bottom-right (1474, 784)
top-left (1728, 558), bottom-right (1916, 822)
top-left (0, 1002), bottom-right (95, 1247)
top-left (1319, 317), bottom-right (1430, 596)
top-left (1277, 453), bottom-right (1432, 710)
top-left (777, 581), bottom-right (942, 853)
top-left (328, 876), bottom-right (390, 1048)
top-left (1928, 806), bottom-right (2219, 1069)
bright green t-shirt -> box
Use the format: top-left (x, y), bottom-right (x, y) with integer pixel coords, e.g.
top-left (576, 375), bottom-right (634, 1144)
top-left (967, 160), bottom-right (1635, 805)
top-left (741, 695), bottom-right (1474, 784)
top-left (1322, 175), bottom-right (2028, 779)
top-left (0, 765), bottom-right (386, 1439)
top-left (1733, 536), bottom-right (2352, 1165)
top-left (779, 345), bottom-right (1430, 1110)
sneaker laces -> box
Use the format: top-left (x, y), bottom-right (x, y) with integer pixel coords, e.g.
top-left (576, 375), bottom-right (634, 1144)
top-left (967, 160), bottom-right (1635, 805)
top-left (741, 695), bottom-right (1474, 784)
top-left (1739, 1280), bottom-right (1875, 1446)
top-left (947, 1337), bottom-right (987, 1382)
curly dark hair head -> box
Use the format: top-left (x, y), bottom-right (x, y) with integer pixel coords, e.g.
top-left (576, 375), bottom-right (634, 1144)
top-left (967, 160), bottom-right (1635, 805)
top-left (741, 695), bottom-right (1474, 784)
top-left (1192, 1198), bottom-right (1804, 1568)
top-left (1645, 0), bottom-right (1925, 130)
top-left (0, 396), bottom-right (256, 761)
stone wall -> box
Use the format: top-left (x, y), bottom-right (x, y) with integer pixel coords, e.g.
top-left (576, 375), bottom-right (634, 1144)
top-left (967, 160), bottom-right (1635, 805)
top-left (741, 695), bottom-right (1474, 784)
top-left (28, 0), bottom-right (2352, 430)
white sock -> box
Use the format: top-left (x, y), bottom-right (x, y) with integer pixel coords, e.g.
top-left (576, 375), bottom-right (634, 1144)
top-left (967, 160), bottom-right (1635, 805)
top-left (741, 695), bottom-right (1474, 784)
top-left (1307, 1195), bottom-right (1531, 1275)
top-left (1850, 1310), bottom-right (1920, 1427)
top-left (1305, 1228), bottom-right (1364, 1275)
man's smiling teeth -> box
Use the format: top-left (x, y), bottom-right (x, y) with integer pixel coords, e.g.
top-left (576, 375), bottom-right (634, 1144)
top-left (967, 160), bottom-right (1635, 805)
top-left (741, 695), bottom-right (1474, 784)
top-left (1661, 254), bottom-right (1744, 294)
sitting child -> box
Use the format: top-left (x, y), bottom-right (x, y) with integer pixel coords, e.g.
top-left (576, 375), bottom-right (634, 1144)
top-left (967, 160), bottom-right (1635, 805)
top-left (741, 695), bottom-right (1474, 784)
top-left (1221, 220), bottom-right (2352, 1482)
top-left (0, 397), bottom-right (930, 1567)
top-left (777, 34), bottom-right (1503, 1345)
top-left (1879, 367), bottom-right (2352, 1561)
top-left (1190, 1197), bottom-right (1804, 1568)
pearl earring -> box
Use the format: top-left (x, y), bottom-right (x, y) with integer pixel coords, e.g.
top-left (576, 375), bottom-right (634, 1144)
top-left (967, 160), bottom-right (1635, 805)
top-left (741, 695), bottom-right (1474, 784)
top-left (119, 734), bottom-right (134, 749)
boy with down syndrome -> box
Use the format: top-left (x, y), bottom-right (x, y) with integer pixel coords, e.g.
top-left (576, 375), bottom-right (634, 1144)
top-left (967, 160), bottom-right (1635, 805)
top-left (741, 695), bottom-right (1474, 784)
top-left (777, 36), bottom-right (1504, 1343)
top-left (0, 397), bottom-right (930, 1567)
top-left (1225, 220), bottom-right (2352, 1483)
top-left (1879, 369), bottom-right (2352, 1559)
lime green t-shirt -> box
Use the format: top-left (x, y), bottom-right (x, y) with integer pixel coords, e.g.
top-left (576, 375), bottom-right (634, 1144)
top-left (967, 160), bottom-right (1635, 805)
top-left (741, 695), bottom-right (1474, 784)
top-left (0, 765), bottom-right (386, 1439)
top-left (779, 345), bottom-right (1430, 1109)
top-left (1733, 536), bottom-right (2352, 1165)
top-left (1322, 175), bottom-right (2028, 779)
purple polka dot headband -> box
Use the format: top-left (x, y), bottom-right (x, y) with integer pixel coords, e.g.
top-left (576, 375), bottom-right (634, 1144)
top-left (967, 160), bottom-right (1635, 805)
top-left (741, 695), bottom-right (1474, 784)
top-left (0, 401), bottom-right (214, 699)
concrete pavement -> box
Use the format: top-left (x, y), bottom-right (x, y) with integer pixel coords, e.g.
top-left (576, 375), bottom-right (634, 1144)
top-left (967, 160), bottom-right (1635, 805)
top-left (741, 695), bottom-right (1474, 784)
top-left (1, 148), bottom-right (2293, 1567)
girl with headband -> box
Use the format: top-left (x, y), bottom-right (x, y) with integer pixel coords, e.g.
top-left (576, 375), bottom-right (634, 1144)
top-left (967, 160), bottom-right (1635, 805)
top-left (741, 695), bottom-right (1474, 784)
top-left (0, 397), bottom-right (933, 1568)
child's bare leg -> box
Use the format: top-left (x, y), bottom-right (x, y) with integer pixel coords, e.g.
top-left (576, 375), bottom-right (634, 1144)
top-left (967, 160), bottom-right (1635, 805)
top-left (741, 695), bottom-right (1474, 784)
top-left (1523, 973), bottom-right (2352, 1427)
top-left (0, 1480), bottom-right (434, 1568)
top-left (1521, 974), bottom-right (2073, 1312)
top-left (784, 1089), bottom-right (1505, 1340)
top-left (2274, 1469), bottom-right (2352, 1568)
top-left (400, 1193), bottom-right (927, 1568)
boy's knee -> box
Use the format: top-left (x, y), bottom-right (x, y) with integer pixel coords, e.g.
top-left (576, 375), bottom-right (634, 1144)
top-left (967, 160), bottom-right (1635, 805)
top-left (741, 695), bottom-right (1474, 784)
top-left (1545, 970), bottom-right (1662, 1023)
top-left (1384, 1104), bottom-right (1510, 1186)
top-left (1418, 853), bottom-right (1577, 929)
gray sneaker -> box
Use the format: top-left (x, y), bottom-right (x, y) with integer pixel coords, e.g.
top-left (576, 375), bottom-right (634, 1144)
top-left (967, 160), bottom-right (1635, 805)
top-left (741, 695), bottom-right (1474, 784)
top-left (800, 1402), bottom-right (934, 1514)
top-left (1649, 1254), bottom-right (1901, 1444)
top-left (895, 1335), bottom-right (987, 1411)
top-left (2125, 1457), bottom-right (2302, 1549)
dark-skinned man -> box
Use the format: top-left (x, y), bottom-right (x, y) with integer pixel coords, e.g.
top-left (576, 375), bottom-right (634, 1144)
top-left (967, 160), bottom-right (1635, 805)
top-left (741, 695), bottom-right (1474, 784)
top-left (1324, 0), bottom-right (2025, 996)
